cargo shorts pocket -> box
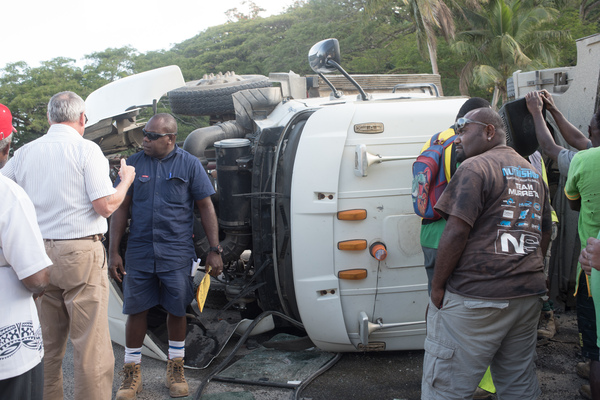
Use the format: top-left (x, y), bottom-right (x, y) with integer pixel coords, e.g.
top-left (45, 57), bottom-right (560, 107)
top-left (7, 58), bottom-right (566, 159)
top-left (423, 338), bottom-right (455, 392)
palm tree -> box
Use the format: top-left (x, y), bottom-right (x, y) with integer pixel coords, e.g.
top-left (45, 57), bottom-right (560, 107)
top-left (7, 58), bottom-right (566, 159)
top-left (452, 0), bottom-right (568, 108)
top-left (580, 0), bottom-right (600, 21)
top-left (405, 0), bottom-right (456, 75)
top-left (368, 0), bottom-right (455, 75)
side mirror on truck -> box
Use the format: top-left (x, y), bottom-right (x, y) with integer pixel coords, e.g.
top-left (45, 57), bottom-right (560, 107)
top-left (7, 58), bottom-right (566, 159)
top-left (308, 38), bottom-right (370, 101)
top-left (308, 38), bottom-right (342, 74)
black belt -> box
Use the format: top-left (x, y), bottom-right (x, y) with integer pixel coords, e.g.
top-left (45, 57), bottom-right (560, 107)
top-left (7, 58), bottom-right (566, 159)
top-left (44, 234), bottom-right (104, 242)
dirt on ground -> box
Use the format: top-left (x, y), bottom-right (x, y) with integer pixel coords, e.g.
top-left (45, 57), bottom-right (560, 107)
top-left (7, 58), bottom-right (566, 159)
top-left (536, 308), bottom-right (588, 400)
top-left (68, 304), bottom-right (587, 400)
top-left (298, 307), bottom-right (589, 400)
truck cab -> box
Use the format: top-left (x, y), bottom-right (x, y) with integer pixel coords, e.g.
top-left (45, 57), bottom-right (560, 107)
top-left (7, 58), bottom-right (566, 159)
top-left (84, 38), bottom-right (473, 361)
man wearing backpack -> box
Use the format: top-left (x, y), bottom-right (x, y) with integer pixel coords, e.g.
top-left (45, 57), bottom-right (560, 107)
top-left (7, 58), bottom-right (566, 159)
top-left (415, 97), bottom-right (494, 398)
top-left (421, 107), bottom-right (552, 399)
top-left (418, 97), bottom-right (491, 293)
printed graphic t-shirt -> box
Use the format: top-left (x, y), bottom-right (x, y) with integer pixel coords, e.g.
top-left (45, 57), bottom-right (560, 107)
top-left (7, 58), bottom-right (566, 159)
top-left (435, 146), bottom-right (550, 299)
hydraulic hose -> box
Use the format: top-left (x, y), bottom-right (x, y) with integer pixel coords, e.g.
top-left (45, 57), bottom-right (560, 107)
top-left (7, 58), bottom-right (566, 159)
top-left (193, 310), bottom-right (315, 400)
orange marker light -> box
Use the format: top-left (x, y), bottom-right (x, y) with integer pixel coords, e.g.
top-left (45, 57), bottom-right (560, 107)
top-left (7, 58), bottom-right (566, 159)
top-left (337, 209), bottom-right (367, 220)
top-left (370, 242), bottom-right (387, 261)
top-left (338, 239), bottom-right (368, 251)
top-left (338, 269), bottom-right (368, 280)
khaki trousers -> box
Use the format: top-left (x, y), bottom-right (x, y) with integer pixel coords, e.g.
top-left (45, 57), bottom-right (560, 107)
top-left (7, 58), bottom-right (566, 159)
top-left (422, 291), bottom-right (542, 400)
top-left (40, 239), bottom-right (114, 400)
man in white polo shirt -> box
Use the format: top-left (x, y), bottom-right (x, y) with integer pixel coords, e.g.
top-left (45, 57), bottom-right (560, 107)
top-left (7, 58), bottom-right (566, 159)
top-left (1, 92), bottom-right (136, 400)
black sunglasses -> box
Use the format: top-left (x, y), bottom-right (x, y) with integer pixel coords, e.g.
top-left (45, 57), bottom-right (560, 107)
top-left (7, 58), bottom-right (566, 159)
top-left (142, 128), bottom-right (175, 141)
top-left (455, 117), bottom-right (489, 132)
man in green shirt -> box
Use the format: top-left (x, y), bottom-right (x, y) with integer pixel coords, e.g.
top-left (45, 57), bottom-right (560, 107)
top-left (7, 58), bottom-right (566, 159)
top-left (564, 110), bottom-right (600, 399)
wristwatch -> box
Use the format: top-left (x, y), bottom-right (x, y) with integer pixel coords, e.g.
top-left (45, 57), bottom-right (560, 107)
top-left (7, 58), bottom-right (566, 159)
top-left (209, 245), bottom-right (223, 255)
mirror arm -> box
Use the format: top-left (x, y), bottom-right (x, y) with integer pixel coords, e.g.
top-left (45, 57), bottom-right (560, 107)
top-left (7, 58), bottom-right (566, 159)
top-left (326, 59), bottom-right (370, 101)
top-left (318, 72), bottom-right (342, 99)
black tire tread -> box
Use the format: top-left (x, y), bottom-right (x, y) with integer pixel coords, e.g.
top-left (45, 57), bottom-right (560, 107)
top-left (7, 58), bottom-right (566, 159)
top-left (169, 75), bottom-right (271, 116)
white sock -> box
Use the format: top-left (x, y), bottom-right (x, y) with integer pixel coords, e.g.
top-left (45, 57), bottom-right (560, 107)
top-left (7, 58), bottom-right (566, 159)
top-left (168, 340), bottom-right (185, 360)
top-left (124, 346), bottom-right (142, 364)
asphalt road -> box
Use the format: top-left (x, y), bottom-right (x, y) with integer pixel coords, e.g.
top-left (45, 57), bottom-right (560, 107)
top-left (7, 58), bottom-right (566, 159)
top-left (59, 310), bottom-right (583, 400)
top-left (59, 338), bottom-right (421, 400)
top-left (59, 319), bottom-right (422, 400)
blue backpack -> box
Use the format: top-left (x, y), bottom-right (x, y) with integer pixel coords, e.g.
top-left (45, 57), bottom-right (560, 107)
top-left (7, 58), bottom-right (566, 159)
top-left (412, 132), bottom-right (456, 220)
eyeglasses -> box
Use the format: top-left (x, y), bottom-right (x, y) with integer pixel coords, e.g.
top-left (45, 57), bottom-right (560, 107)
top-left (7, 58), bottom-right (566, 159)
top-left (455, 117), bottom-right (489, 132)
top-left (142, 128), bottom-right (175, 141)
top-left (84, 114), bottom-right (88, 124)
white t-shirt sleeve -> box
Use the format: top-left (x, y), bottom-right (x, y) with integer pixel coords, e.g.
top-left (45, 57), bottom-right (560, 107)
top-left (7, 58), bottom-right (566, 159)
top-left (0, 179), bottom-right (51, 279)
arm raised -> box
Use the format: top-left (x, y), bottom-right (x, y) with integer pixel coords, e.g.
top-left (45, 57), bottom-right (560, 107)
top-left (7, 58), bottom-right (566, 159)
top-left (92, 158), bottom-right (136, 218)
top-left (540, 90), bottom-right (590, 151)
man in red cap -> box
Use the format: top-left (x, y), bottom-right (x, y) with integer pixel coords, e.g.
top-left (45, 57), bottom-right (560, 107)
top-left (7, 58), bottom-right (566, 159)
top-left (0, 103), bottom-right (17, 167)
top-left (0, 103), bottom-right (51, 400)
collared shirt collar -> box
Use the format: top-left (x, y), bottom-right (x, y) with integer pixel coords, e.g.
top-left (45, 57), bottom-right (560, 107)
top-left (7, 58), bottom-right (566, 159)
top-left (147, 144), bottom-right (179, 162)
top-left (46, 123), bottom-right (83, 138)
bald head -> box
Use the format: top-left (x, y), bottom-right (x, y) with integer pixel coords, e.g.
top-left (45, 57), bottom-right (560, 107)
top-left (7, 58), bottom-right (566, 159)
top-left (147, 113), bottom-right (178, 135)
top-left (454, 107), bottom-right (507, 162)
top-left (467, 107), bottom-right (506, 147)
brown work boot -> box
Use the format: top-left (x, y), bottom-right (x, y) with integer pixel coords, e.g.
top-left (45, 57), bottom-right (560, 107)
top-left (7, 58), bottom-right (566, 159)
top-left (537, 310), bottom-right (557, 339)
top-left (116, 363), bottom-right (142, 400)
top-left (580, 384), bottom-right (592, 399)
top-left (577, 359), bottom-right (591, 380)
top-left (165, 357), bottom-right (189, 398)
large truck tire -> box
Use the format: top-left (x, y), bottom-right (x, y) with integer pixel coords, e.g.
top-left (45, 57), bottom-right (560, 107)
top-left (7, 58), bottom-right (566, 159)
top-left (233, 87), bottom-right (283, 131)
top-left (168, 72), bottom-right (271, 116)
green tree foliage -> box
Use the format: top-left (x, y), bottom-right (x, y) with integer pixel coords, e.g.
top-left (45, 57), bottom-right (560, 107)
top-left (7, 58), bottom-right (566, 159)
top-left (580, 0), bottom-right (600, 21)
top-left (225, 0), bottom-right (266, 22)
top-left (0, 59), bottom-right (85, 147)
top-left (83, 47), bottom-right (138, 87)
top-left (0, 48), bottom-right (140, 149)
top-left (0, 0), bottom-right (597, 149)
top-left (452, 0), bottom-right (569, 108)
top-left (540, 4), bottom-right (599, 65)
top-left (368, 0), bottom-right (458, 75)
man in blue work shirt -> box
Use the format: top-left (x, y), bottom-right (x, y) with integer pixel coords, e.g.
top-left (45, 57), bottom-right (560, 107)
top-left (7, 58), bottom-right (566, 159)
top-left (109, 113), bottom-right (223, 399)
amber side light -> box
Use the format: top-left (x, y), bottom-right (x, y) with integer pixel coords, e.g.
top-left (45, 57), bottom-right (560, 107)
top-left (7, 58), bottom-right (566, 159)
top-left (338, 269), bottom-right (368, 280)
top-left (337, 209), bottom-right (367, 220)
top-left (338, 239), bottom-right (368, 250)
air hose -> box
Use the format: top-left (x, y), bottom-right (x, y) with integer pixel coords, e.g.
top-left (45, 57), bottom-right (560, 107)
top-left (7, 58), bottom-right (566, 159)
top-left (193, 310), bottom-right (341, 400)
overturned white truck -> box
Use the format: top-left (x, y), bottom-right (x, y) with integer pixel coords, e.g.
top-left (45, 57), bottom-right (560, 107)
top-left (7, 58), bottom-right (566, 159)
top-left (83, 35), bottom-right (600, 365)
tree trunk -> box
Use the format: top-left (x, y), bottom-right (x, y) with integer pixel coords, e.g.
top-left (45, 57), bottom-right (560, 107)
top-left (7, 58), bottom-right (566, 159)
top-left (427, 40), bottom-right (439, 75)
top-left (491, 86), bottom-right (500, 111)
